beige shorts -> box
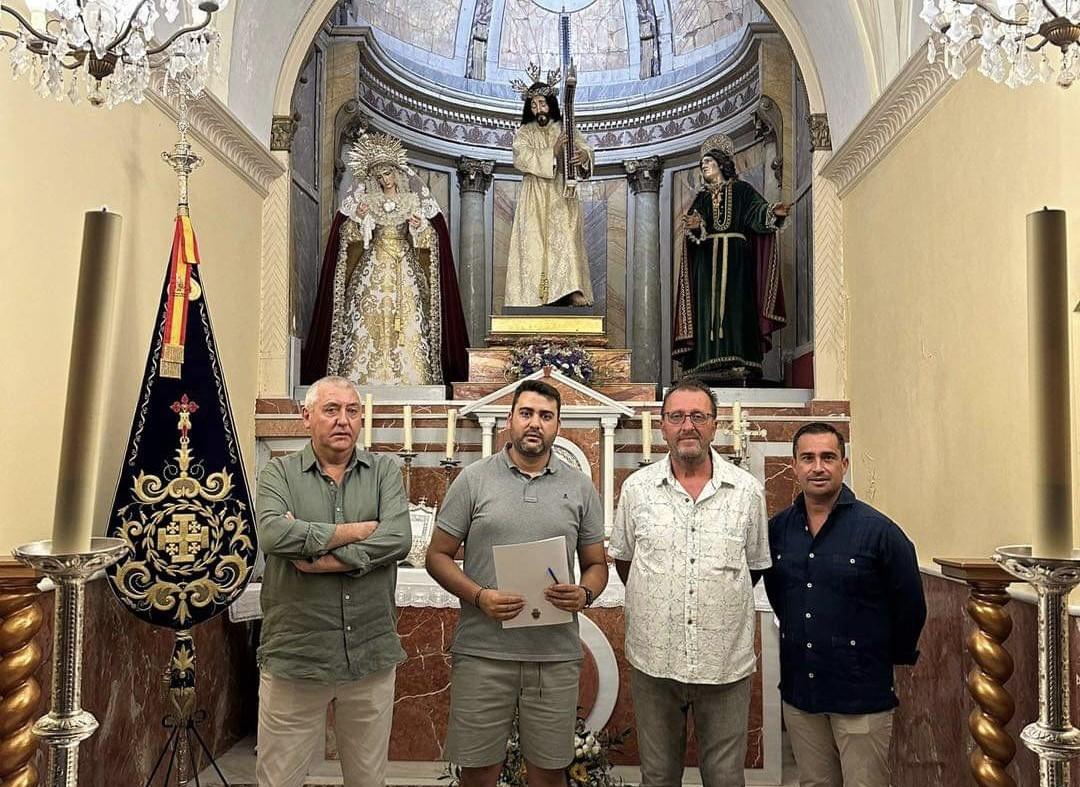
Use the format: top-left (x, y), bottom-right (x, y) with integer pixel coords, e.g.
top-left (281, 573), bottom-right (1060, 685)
top-left (445, 654), bottom-right (581, 770)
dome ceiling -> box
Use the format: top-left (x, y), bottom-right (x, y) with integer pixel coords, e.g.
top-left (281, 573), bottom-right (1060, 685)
top-left (338, 0), bottom-right (767, 103)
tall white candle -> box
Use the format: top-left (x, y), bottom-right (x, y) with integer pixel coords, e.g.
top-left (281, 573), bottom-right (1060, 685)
top-left (641, 412), bottom-right (652, 461)
top-left (403, 406), bottom-right (413, 452)
top-left (364, 393), bottom-right (374, 450)
top-left (446, 409), bottom-right (457, 460)
top-left (731, 401), bottom-right (743, 454)
top-left (53, 210), bottom-right (123, 555)
top-left (1028, 208), bottom-right (1073, 558)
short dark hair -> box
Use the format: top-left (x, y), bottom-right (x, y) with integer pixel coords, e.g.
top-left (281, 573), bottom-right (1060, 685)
top-left (521, 89), bottom-right (562, 125)
top-left (661, 379), bottom-right (718, 417)
top-left (792, 422), bottom-right (846, 458)
top-left (510, 378), bottom-right (562, 417)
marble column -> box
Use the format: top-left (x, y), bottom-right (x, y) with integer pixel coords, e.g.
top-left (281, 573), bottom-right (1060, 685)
top-left (601, 416), bottom-right (618, 535)
top-left (456, 157), bottom-right (495, 347)
top-left (624, 157), bottom-right (663, 382)
top-left (478, 415), bottom-right (497, 457)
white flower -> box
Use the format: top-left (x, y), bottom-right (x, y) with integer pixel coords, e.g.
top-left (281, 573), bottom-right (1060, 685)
top-left (382, 200), bottom-right (397, 212)
top-left (575, 747), bottom-right (584, 757)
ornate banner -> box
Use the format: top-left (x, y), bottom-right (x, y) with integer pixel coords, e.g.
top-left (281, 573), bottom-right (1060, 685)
top-left (105, 217), bottom-right (257, 632)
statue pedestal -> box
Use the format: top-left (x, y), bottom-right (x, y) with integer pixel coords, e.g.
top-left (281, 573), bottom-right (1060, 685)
top-left (486, 313), bottom-right (607, 347)
top-left (466, 346), bottom-right (631, 385)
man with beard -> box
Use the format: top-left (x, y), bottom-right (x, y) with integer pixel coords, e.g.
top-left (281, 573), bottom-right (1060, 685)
top-left (763, 423), bottom-right (925, 787)
top-left (609, 379), bottom-right (770, 786)
top-left (503, 67), bottom-right (594, 307)
top-left (426, 379), bottom-right (608, 787)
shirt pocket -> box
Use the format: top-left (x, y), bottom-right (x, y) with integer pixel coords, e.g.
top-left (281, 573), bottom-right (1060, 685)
top-left (630, 501), bottom-right (673, 574)
top-left (831, 552), bottom-right (876, 594)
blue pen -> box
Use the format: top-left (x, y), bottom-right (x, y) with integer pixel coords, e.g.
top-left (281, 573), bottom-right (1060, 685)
top-left (547, 567), bottom-right (559, 584)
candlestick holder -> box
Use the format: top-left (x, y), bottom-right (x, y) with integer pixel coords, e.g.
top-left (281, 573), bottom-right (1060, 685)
top-left (637, 458), bottom-right (653, 468)
top-left (440, 457), bottom-right (461, 502)
top-left (11, 537), bottom-right (129, 787)
top-left (993, 545), bottom-right (1080, 786)
top-left (397, 450), bottom-right (417, 501)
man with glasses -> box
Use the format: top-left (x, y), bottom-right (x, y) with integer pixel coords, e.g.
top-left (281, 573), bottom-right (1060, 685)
top-left (610, 379), bottom-right (770, 786)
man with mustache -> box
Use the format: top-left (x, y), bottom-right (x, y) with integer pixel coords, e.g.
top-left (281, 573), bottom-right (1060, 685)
top-left (255, 376), bottom-right (413, 786)
top-left (503, 68), bottom-right (594, 307)
top-left (609, 379), bottom-right (770, 786)
top-left (426, 379), bottom-right (608, 787)
top-left (763, 423), bottom-right (926, 787)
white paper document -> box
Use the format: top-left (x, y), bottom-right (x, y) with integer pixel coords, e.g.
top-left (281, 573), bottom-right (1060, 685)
top-left (492, 536), bottom-right (573, 629)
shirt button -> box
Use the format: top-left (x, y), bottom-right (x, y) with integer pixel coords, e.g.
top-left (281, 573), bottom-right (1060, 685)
top-left (805, 612), bottom-right (812, 619)
top-left (809, 552), bottom-right (815, 558)
top-left (344, 594), bottom-right (351, 601)
top-left (691, 527), bottom-right (696, 532)
top-left (346, 625), bottom-right (353, 631)
top-left (688, 619), bottom-right (693, 625)
top-left (850, 558), bottom-right (856, 564)
top-left (689, 589), bottom-right (694, 595)
top-left (776, 554), bottom-right (782, 560)
top-left (808, 672), bottom-right (815, 679)
top-left (807, 642), bottom-right (812, 649)
top-left (850, 640), bottom-right (857, 646)
top-left (690, 558), bottom-right (696, 564)
top-left (806, 582), bottom-right (813, 588)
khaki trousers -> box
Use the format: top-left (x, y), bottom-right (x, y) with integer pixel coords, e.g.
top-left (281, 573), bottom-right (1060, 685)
top-left (257, 667), bottom-right (396, 787)
top-left (783, 702), bottom-right (893, 787)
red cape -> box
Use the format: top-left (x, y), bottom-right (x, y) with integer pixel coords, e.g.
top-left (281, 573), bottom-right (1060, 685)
top-left (301, 212), bottom-right (470, 384)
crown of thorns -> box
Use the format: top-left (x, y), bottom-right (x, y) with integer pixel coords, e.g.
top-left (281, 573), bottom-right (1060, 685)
top-left (510, 62), bottom-right (561, 100)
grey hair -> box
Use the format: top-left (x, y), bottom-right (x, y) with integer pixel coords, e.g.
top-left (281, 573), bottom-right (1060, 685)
top-left (303, 376), bottom-right (360, 410)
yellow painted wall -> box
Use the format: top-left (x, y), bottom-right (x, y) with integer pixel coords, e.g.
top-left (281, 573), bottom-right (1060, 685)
top-left (0, 76), bottom-right (264, 554)
top-left (843, 74), bottom-right (1080, 563)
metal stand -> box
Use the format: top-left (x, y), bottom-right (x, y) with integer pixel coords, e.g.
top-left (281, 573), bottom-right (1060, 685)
top-left (637, 459), bottom-right (653, 468)
top-left (398, 451), bottom-right (417, 501)
top-left (144, 708), bottom-right (228, 787)
top-left (440, 457), bottom-right (461, 503)
top-left (994, 546), bottom-right (1080, 786)
top-left (12, 537), bottom-right (129, 787)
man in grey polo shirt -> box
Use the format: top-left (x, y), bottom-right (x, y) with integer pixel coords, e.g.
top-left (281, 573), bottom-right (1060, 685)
top-left (426, 378), bottom-right (608, 787)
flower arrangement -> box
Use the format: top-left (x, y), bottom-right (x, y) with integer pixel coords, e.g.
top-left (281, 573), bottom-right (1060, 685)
top-left (443, 714), bottom-right (628, 787)
top-left (504, 339), bottom-right (596, 384)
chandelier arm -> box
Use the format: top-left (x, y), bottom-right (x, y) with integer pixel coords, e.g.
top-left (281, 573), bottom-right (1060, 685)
top-left (103, 0), bottom-right (153, 52)
top-left (0, 4), bottom-right (59, 44)
top-left (1040, 0), bottom-right (1064, 19)
top-left (144, 12), bottom-right (213, 56)
top-left (1026, 36), bottom-right (1052, 50)
top-left (960, 0), bottom-right (1031, 25)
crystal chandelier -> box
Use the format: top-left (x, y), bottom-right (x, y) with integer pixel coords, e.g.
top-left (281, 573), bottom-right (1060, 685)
top-left (1, 0), bottom-right (228, 107)
top-left (921, 1), bottom-right (1080, 87)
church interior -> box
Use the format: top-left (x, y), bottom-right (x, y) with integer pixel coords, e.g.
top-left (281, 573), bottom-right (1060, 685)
top-left (2, 0), bottom-right (1080, 784)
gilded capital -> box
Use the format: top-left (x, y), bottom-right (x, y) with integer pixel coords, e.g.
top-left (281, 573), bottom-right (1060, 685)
top-left (457, 157), bottom-right (495, 195)
top-left (270, 114), bottom-right (300, 152)
top-left (809, 113), bottom-right (832, 151)
top-left (623, 156), bottom-right (662, 194)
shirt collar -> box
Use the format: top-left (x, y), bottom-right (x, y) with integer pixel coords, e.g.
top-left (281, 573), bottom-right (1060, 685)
top-left (501, 443), bottom-right (559, 475)
top-left (301, 441), bottom-right (370, 473)
top-left (794, 482), bottom-right (856, 514)
top-left (654, 448), bottom-right (734, 489)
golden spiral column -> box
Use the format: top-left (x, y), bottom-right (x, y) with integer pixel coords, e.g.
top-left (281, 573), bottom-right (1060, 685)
top-left (0, 564), bottom-right (45, 787)
top-left (937, 558), bottom-right (1019, 787)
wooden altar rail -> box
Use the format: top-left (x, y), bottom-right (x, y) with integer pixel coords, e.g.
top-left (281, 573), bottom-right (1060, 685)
top-left (0, 559), bottom-right (45, 787)
top-left (934, 558), bottom-right (1021, 787)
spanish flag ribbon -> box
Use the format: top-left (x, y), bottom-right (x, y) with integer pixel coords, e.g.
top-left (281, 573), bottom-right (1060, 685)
top-left (160, 216), bottom-right (201, 379)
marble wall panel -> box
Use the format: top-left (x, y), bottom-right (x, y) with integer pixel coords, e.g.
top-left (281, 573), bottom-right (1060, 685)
top-left (491, 179), bottom-right (517, 315)
top-left (33, 580), bottom-right (257, 785)
top-left (413, 166), bottom-right (452, 228)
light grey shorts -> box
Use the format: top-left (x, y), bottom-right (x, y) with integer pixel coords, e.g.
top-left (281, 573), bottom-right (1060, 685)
top-left (445, 653), bottom-right (581, 770)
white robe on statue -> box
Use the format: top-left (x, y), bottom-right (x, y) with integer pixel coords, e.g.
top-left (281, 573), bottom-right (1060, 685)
top-left (504, 121), bottom-right (594, 307)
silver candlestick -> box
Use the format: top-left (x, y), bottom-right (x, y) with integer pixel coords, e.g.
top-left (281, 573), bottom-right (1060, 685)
top-left (12, 537), bottom-right (129, 787)
top-left (397, 450), bottom-right (418, 501)
top-left (994, 545), bottom-right (1080, 786)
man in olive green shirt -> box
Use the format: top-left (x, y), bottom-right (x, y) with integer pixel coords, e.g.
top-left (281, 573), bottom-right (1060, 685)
top-left (255, 376), bottom-right (411, 787)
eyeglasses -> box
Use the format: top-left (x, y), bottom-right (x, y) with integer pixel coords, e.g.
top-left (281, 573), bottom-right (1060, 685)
top-left (662, 411), bottom-right (714, 425)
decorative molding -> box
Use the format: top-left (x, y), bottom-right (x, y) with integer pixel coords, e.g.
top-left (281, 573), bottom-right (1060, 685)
top-left (456, 157), bottom-right (495, 195)
top-left (623, 156), bottom-right (663, 194)
top-left (820, 52), bottom-right (956, 196)
top-left (146, 78), bottom-right (285, 197)
top-left (811, 154), bottom-right (848, 400)
top-left (808, 113), bottom-right (832, 151)
top-left (259, 153), bottom-right (291, 396)
top-left (270, 114), bottom-right (300, 152)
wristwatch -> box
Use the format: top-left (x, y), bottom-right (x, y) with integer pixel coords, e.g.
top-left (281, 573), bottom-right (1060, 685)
top-left (580, 585), bottom-right (594, 608)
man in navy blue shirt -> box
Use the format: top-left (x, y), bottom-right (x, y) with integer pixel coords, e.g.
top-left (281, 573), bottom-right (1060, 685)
top-left (763, 422), bottom-right (925, 787)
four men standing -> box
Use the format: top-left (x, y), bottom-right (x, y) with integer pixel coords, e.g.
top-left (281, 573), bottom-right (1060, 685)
top-left (256, 377), bottom-right (924, 786)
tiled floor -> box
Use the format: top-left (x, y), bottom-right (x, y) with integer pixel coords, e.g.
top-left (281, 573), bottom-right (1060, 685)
top-left (197, 735), bottom-right (800, 786)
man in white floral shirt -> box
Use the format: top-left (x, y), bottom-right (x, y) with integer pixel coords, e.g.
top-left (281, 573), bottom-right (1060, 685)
top-left (610, 379), bottom-right (770, 787)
